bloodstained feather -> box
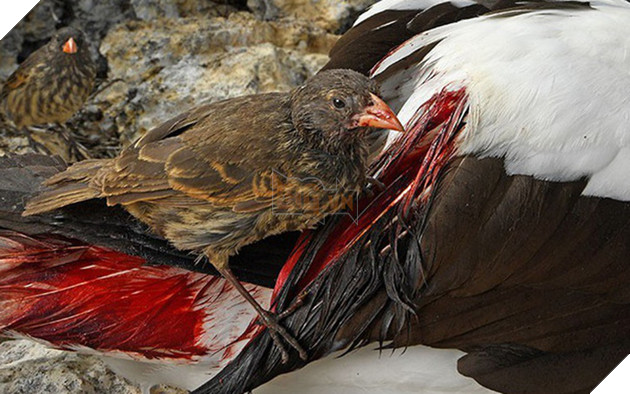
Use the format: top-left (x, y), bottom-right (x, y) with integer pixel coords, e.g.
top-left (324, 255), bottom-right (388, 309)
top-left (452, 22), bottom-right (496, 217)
top-left (0, 233), bottom-right (211, 360)
top-left (273, 88), bottom-right (467, 299)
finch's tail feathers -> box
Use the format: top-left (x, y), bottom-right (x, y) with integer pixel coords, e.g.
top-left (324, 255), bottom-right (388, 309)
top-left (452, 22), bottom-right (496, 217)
top-left (23, 159), bottom-right (106, 216)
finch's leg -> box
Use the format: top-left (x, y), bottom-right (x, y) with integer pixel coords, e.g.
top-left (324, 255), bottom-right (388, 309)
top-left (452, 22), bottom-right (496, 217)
top-left (210, 253), bottom-right (308, 363)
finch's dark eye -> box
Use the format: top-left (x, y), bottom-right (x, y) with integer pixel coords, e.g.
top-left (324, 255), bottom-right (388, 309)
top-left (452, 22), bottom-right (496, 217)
top-left (332, 98), bottom-right (346, 109)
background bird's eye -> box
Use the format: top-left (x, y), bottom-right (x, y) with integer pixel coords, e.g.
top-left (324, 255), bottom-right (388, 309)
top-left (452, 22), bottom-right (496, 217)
top-left (332, 98), bottom-right (346, 109)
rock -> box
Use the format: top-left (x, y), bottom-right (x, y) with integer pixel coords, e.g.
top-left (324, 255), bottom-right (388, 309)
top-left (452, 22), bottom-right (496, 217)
top-left (0, 339), bottom-right (142, 394)
top-left (131, 0), bottom-right (180, 21)
top-left (246, 0), bottom-right (281, 21)
top-left (97, 12), bottom-right (334, 144)
top-left (132, 0), bottom-right (240, 19)
top-left (0, 28), bottom-right (22, 80)
top-left (247, 0), bottom-right (378, 31)
top-left (18, 1), bottom-right (63, 42)
top-left (101, 12), bottom-right (334, 81)
top-left (127, 44), bottom-right (327, 141)
top-left (176, 0), bottom-right (240, 17)
top-left (72, 0), bottom-right (137, 40)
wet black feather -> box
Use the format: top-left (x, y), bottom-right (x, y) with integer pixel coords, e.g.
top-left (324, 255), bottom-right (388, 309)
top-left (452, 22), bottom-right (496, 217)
top-left (194, 179), bottom-right (429, 393)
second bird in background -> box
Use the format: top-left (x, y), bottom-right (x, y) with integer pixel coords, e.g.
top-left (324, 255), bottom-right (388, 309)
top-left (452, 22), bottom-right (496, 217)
top-left (0, 26), bottom-right (97, 157)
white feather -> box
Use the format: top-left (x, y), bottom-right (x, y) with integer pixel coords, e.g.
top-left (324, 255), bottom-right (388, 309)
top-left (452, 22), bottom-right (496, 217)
top-left (104, 345), bottom-right (496, 393)
top-left (255, 346), bottom-right (493, 393)
top-left (354, 0), bottom-right (476, 26)
top-left (102, 356), bottom-right (213, 392)
top-left (374, 1), bottom-right (630, 200)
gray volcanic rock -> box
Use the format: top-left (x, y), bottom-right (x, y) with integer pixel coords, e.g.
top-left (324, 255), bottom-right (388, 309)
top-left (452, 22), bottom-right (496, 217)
top-left (131, 0), bottom-right (180, 20)
top-left (0, 29), bottom-right (23, 82)
top-left (247, 0), bottom-right (378, 31)
top-left (0, 340), bottom-right (142, 394)
top-left (97, 11), bottom-right (333, 145)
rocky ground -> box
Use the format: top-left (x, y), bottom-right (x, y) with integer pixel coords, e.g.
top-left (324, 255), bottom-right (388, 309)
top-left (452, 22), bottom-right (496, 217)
top-left (0, 340), bottom-right (144, 394)
top-left (0, 0), bottom-right (376, 392)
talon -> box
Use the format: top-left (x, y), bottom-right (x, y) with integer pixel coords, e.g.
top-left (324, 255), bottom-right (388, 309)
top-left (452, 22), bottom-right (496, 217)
top-left (277, 294), bottom-right (306, 320)
top-left (259, 310), bottom-right (308, 362)
top-left (23, 128), bottom-right (52, 155)
top-left (267, 328), bottom-right (290, 363)
top-left (59, 125), bottom-right (91, 160)
top-left (216, 266), bottom-right (308, 363)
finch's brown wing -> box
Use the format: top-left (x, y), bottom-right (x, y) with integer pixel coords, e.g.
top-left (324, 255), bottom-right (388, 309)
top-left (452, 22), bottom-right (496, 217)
top-left (1, 68), bottom-right (28, 96)
top-left (0, 52), bottom-right (44, 104)
top-left (99, 94), bottom-right (291, 211)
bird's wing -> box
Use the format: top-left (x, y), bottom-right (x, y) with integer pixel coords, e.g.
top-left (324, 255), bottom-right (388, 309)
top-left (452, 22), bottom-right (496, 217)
top-left (97, 93), bottom-right (292, 211)
top-left (0, 229), bottom-right (271, 392)
top-left (0, 48), bottom-right (45, 102)
top-left (323, 0), bottom-right (491, 74)
top-left (1, 66), bottom-right (28, 93)
top-left (323, 0), bottom-right (598, 75)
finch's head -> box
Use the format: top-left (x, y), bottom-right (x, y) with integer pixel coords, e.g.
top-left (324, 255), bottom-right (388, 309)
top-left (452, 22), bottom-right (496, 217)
top-left (52, 27), bottom-right (86, 55)
top-left (291, 69), bottom-right (404, 141)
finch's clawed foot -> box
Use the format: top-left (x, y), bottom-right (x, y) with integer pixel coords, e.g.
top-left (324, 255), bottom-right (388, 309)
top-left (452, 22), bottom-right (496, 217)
top-left (216, 265), bottom-right (308, 363)
top-left (277, 295), bottom-right (305, 320)
top-left (258, 309), bottom-right (308, 363)
top-left (58, 125), bottom-right (91, 160)
top-left (22, 128), bottom-right (52, 155)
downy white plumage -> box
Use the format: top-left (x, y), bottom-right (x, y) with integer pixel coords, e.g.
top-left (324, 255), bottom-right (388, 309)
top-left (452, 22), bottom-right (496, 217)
top-left (355, 0), bottom-right (477, 25)
top-left (376, 0), bottom-right (630, 200)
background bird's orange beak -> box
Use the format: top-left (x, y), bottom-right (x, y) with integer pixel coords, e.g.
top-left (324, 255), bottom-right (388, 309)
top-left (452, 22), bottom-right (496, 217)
top-left (355, 93), bottom-right (405, 132)
top-left (63, 37), bottom-right (78, 54)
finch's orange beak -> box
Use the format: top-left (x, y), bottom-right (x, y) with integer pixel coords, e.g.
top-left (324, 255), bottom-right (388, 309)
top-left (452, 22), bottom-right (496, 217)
top-left (354, 93), bottom-right (405, 132)
top-left (63, 37), bottom-right (78, 54)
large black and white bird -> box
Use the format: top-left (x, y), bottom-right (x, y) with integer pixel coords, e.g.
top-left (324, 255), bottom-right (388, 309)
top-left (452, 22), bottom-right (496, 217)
top-left (0, 0), bottom-right (629, 393)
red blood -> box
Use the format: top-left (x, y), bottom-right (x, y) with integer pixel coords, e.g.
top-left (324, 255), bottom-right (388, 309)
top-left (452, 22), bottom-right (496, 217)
top-left (273, 88), bottom-right (468, 299)
top-left (0, 232), bottom-right (210, 360)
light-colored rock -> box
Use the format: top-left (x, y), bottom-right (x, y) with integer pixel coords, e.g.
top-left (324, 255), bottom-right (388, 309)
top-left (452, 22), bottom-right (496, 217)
top-left (98, 12), bottom-right (334, 144)
top-left (101, 12), bottom-right (335, 81)
top-left (248, 0), bottom-right (378, 31)
top-left (129, 45), bottom-right (325, 131)
top-left (0, 339), bottom-right (141, 394)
